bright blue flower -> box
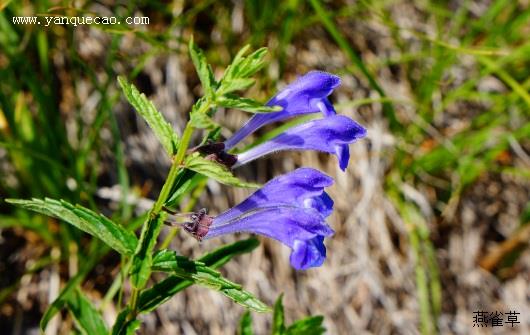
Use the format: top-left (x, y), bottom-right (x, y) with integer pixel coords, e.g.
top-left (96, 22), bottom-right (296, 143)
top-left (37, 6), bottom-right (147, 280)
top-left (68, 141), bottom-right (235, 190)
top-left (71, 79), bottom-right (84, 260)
top-left (203, 168), bottom-right (335, 270)
top-left (233, 115), bottom-right (366, 170)
top-left (224, 71), bottom-right (341, 150)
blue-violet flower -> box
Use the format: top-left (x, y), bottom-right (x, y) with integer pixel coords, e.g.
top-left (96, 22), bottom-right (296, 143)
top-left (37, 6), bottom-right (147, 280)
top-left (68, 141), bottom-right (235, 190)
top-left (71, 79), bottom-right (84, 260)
top-left (233, 115), bottom-right (366, 170)
top-left (183, 168), bottom-right (335, 270)
top-left (216, 71), bottom-right (367, 170)
top-left (224, 71), bottom-right (341, 150)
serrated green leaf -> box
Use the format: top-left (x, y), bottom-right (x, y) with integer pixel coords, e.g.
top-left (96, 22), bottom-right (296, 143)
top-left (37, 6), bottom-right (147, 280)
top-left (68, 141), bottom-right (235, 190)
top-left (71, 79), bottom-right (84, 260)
top-left (217, 95), bottom-right (281, 113)
top-left (285, 316), bottom-right (325, 335)
top-left (272, 294), bottom-right (286, 335)
top-left (224, 46), bottom-right (267, 80)
top-left (189, 37), bottom-right (216, 98)
top-left (117, 76), bottom-right (178, 155)
top-left (238, 311), bottom-right (254, 335)
top-left (218, 78), bottom-right (256, 94)
top-left (184, 153), bottom-right (260, 188)
top-left (111, 308), bottom-right (140, 335)
top-left (138, 238), bottom-right (259, 312)
top-left (130, 212), bottom-right (166, 289)
top-left (6, 198), bottom-right (137, 255)
top-left (190, 108), bottom-right (219, 129)
top-left (66, 289), bottom-right (108, 335)
top-left (218, 46), bottom-right (268, 95)
top-left (151, 249), bottom-right (270, 312)
top-left (237, 48), bottom-right (268, 78)
top-left (232, 45), bottom-right (252, 67)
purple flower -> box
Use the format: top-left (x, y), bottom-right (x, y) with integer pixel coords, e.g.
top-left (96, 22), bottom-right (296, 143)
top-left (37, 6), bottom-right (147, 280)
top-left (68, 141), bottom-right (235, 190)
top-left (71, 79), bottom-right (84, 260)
top-left (224, 71), bottom-right (341, 150)
top-left (185, 168), bottom-right (335, 270)
top-left (233, 115), bottom-right (367, 170)
top-left (216, 71), bottom-right (367, 170)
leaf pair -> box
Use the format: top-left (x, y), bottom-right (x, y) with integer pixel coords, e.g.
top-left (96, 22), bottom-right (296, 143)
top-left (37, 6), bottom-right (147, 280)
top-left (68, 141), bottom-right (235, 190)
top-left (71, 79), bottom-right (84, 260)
top-left (118, 64), bottom-right (262, 193)
top-left (150, 249), bottom-right (269, 312)
top-left (218, 45), bottom-right (268, 95)
top-left (188, 39), bottom-right (280, 131)
top-left (111, 238), bottom-right (265, 335)
top-left (137, 238), bottom-right (262, 313)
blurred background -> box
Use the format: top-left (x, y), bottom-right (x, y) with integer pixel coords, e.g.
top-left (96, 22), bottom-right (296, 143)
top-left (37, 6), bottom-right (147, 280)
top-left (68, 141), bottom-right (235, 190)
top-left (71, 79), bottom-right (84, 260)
top-left (1, 0), bottom-right (529, 334)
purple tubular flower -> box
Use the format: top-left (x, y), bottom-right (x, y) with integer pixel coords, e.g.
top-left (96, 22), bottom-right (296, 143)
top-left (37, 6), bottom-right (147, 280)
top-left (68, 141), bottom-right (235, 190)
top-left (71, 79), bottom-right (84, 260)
top-left (224, 71), bottom-right (341, 150)
top-left (233, 115), bottom-right (367, 171)
top-left (204, 168), bottom-right (335, 270)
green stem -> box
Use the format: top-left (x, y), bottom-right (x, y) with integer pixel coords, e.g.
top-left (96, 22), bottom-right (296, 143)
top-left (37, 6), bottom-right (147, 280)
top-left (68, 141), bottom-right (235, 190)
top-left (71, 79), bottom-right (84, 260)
top-left (156, 99), bottom-right (212, 248)
top-left (149, 121), bottom-right (196, 218)
top-left (127, 121), bottom-right (196, 318)
top-left (174, 123), bottom-right (194, 169)
top-left (129, 287), bottom-right (139, 318)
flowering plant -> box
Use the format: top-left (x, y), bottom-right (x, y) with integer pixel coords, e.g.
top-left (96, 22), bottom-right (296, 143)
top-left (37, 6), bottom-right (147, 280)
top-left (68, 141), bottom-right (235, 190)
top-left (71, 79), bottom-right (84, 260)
top-left (7, 41), bottom-right (365, 334)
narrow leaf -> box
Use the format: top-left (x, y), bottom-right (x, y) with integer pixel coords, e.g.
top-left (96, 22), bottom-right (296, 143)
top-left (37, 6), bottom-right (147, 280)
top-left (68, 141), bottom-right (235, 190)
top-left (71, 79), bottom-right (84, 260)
top-left (111, 308), bottom-right (140, 335)
top-left (66, 289), bottom-right (108, 335)
top-left (218, 78), bottom-right (256, 94)
top-left (6, 198), bottom-right (137, 255)
top-left (39, 244), bottom-right (108, 331)
top-left (117, 76), bottom-right (178, 155)
top-left (165, 171), bottom-right (207, 207)
top-left (218, 46), bottom-right (268, 95)
top-left (237, 48), bottom-right (268, 78)
top-left (238, 311), bottom-right (254, 335)
top-left (184, 153), bottom-right (260, 188)
top-left (138, 238), bottom-right (259, 312)
top-left (221, 45), bottom-right (251, 85)
top-left (231, 45), bottom-right (252, 69)
top-left (151, 250), bottom-right (270, 312)
top-left (130, 212), bottom-right (166, 289)
top-left (190, 108), bottom-right (219, 129)
top-left (272, 294), bottom-right (286, 335)
top-left (286, 316), bottom-right (325, 335)
top-left (223, 46), bottom-right (268, 81)
top-left (189, 37), bottom-right (216, 97)
top-left (217, 95), bottom-right (282, 113)
top-left (40, 275), bottom-right (80, 330)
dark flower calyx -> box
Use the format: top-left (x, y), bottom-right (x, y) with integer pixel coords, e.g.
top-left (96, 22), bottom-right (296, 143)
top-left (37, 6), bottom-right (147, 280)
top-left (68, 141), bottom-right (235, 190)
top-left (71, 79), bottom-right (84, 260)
top-left (195, 140), bottom-right (238, 168)
top-left (182, 208), bottom-right (213, 241)
top-left (194, 140), bottom-right (226, 155)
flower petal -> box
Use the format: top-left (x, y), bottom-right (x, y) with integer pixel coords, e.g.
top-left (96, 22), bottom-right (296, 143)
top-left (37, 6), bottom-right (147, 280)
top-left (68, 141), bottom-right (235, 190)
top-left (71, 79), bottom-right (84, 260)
top-left (224, 71), bottom-right (341, 149)
top-left (206, 207), bottom-right (334, 249)
top-left (290, 236), bottom-right (327, 270)
top-left (304, 192), bottom-right (334, 218)
top-left (204, 168), bottom-right (336, 270)
top-left (234, 115), bottom-right (367, 170)
top-left (214, 168), bottom-right (333, 224)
